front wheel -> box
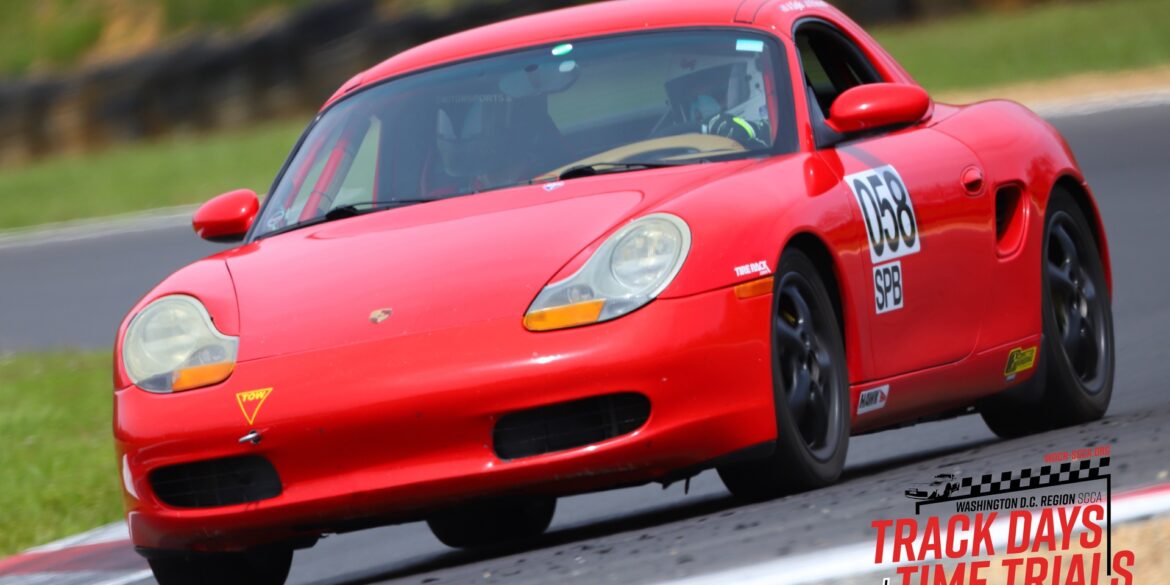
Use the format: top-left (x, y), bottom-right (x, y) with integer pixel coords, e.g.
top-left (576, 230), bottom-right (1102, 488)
top-left (980, 189), bottom-right (1114, 437)
top-left (147, 546), bottom-right (293, 585)
top-left (718, 249), bottom-right (850, 501)
top-left (426, 497), bottom-right (556, 549)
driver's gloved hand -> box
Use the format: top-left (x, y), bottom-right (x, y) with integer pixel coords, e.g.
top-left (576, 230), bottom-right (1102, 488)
top-left (706, 114), bottom-right (769, 149)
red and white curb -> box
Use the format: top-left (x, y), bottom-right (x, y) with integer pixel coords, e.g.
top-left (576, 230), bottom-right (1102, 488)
top-left (0, 523), bottom-right (149, 585)
top-left (665, 482), bottom-right (1170, 585)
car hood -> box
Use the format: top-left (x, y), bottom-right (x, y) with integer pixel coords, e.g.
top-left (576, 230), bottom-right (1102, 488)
top-left (223, 163), bottom-right (750, 360)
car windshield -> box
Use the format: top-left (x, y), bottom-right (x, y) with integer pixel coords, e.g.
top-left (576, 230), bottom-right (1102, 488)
top-left (254, 30), bottom-right (790, 237)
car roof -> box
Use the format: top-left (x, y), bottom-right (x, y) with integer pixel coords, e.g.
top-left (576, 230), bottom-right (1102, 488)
top-left (327, 0), bottom-right (836, 106)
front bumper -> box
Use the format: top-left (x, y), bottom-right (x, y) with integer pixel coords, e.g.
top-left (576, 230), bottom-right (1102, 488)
top-left (115, 285), bottom-right (775, 551)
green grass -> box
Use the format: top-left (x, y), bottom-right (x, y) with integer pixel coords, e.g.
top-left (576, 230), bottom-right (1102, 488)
top-left (871, 0), bottom-right (1170, 92)
top-left (0, 121), bottom-right (304, 229)
top-left (0, 0), bottom-right (311, 76)
top-left (0, 0), bottom-right (103, 76)
top-left (0, 352), bottom-right (121, 556)
top-left (0, 0), bottom-right (479, 75)
top-left (158, 0), bottom-right (312, 31)
top-left (1, 0), bottom-right (1169, 229)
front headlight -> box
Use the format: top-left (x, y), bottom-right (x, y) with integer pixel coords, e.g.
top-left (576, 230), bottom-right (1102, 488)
top-left (122, 295), bottom-right (238, 393)
top-left (524, 214), bottom-right (691, 331)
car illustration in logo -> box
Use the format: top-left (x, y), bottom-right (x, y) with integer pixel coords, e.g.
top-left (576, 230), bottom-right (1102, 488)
top-left (905, 473), bottom-right (962, 501)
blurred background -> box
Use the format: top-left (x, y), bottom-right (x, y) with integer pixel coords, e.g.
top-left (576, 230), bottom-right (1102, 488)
top-left (3, 0), bottom-right (1168, 169)
top-left (2, 0), bottom-right (1170, 568)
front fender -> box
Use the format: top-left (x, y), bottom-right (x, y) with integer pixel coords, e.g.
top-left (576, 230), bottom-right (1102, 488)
top-left (654, 152), bottom-right (868, 384)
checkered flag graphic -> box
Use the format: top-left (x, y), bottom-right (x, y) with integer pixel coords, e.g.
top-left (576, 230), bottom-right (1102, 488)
top-left (955, 457), bottom-right (1110, 497)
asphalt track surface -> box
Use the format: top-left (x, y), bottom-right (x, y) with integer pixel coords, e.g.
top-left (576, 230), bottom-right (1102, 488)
top-left (1, 103), bottom-right (1168, 584)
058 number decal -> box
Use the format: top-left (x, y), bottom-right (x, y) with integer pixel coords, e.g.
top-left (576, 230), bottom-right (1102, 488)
top-left (847, 165), bottom-right (920, 264)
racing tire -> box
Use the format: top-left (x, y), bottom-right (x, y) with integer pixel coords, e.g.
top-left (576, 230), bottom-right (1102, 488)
top-left (426, 497), bottom-right (556, 549)
top-left (146, 546), bottom-right (293, 585)
top-left (718, 249), bottom-right (850, 501)
top-left (980, 189), bottom-right (1114, 437)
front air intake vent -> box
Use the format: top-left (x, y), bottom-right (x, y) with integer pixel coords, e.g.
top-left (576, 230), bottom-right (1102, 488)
top-left (493, 393), bottom-right (651, 460)
top-left (149, 455), bottom-right (281, 508)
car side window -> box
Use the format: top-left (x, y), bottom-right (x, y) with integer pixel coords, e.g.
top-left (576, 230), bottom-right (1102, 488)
top-left (794, 23), bottom-right (882, 122)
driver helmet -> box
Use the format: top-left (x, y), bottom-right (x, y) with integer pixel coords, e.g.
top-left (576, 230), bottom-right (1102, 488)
top-left (666, 54), bottom-right (772, 146)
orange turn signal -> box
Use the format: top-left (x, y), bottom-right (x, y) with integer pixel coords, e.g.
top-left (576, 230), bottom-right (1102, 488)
top-left (734, 276), bottom-right (775, 299)
top-left (171, 362), bottom-right (235, 392)
top-left (523, 299), bottom-right (606, 332)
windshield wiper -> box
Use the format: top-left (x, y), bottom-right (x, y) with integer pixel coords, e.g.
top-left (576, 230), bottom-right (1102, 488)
top-left (323, 200), bottom-right (433, 220)
top-left (259, 199), bottom-right (433, 239)
top-left (557, 161), bottom-right (683, 181)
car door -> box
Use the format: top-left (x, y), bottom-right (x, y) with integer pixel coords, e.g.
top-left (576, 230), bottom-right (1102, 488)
top-left (794, 21), bottom-right (993, 380)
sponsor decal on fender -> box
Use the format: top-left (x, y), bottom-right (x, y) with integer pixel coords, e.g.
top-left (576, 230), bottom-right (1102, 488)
top-left (1005, 346), bottom-right (1039, 380)
top-left (236, 388), bottom-right (273, 425)
top-left (734, 260), bottom-right (771, 278)
top-left (778, 0), bottom-right (829, 12)
top-left (858, 385), bottom-right (890, 415)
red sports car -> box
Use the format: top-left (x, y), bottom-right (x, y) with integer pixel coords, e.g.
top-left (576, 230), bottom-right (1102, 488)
top-left (113, 1), bottom-right (1115, 583)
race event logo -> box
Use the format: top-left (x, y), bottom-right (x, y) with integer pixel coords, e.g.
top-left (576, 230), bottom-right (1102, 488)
top-left (871, 446), bottom-right (1136, 584)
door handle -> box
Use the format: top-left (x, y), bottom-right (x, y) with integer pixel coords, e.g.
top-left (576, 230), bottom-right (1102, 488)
top-left (961, 166), bottom-right (985, 195)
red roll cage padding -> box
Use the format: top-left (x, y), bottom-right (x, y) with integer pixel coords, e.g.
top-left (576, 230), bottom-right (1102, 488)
top-left (298, 134), bottom-right (354, 222)
top-left (282, 127), bottom-right (331, 213)
top-left (762, 50), bottom-right (780, 143)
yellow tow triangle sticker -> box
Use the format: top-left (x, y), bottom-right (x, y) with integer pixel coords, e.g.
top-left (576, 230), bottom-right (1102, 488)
top-left (235, 388), bottom-right (273, 425)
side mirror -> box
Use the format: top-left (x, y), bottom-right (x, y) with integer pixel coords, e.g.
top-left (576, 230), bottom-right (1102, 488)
top-left (193, 189), bottom-right (259, 243)
top-left (826, 83), bottom-right (931, 135)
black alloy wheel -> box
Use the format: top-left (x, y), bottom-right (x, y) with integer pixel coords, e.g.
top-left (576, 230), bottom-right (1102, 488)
top-left (773, 273), bottom-right (842, 460)
top-left (427, 497), bottom-right (556, 549)
top-left (719, 249), bottom-right (850, 501)
top-left (980, 189), bottom-right (1114, 437)
top-left (1046, 210), bottom-right (1110, 390)
top-left (147, 545), bottom-right (294, 585)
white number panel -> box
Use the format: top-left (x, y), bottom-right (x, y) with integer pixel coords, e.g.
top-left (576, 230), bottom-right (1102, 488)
top-left (847, 165), bottom-right (921, 265)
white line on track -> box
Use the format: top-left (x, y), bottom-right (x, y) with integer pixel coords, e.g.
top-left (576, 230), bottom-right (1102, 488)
top-left (1033, 88), bottom-right (1170, 119)
top-left (0, 205), bottom-right (196, 252)
top-left (24, 522), bottom-right (129, 554)
top-left (0, 571), bottom-right (151, 585)
top-left (662, 483), bottom-right (1170, 585)
top-left (89, 569), bottom-right (154, 585)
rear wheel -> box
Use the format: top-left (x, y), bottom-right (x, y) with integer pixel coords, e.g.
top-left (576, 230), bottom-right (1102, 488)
top-left (980, 189), bottom-right (1114, 437)
top-left (718, 249), bottom-right (850, 501)
top-left (426, 497), bottom-right (556, 549)
top-left (147, 546), bottom-right (293, 585)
